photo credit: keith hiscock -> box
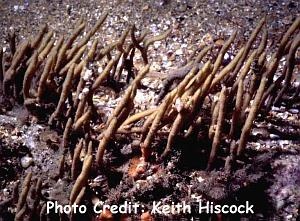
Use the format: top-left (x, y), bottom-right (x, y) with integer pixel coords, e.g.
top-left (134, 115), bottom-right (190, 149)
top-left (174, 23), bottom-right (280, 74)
top-left (46, 200), bottom-right (254, 215)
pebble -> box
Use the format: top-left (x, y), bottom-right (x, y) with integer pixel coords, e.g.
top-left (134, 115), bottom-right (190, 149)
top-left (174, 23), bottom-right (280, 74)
top-left (3, 188), bottom-right (9, 197)
top-left (97, 66), bottom-right (103, 74)
top-left (82, 87), bottom-right (89, 94)
top-left (168, 54), bottom-right (176, 61)
top-left (83, 69), bottom-right (92, 81)
top-left (270, 134), bottom-right (280, 139)
top-left (279, 140), bottom-right (289, 146)
top-left (142, 4), bottom-right (149, 11)
top-left (14, 5), bottom-right (25, 12)
top-left (279, 106), bottom-right (286, 111)
top-left (224, 52), bottom-right (230, 60)
top-left (21, 156), bottom-right (33, 168)
top-left (146, 176), bottom-right (153, 181)
top-left (288, 109), bottom-right (299, 114)
top-left (11, 135), bottom-right (18, 140)
top-left (174, 98), bottom-right (184, 112)
top-left (197, 176), bottom-right (205, 183)
top-left (99, 209), bottom-right (113, 219)
top-left (153, 41), bottom-right (161, 49)
top-left (271, 106), bottom-right (280, 112)
top-left (162, 55), bottom-right (168, 61)
top-left (191, 194), bottom-right (202, 202)
top-left (141, 211), bottom-right (153, 220)
top-left (164, 61), bottom-right (173, 68)
top-left (201, 33), bottom-right (214, 45)
top-left (175, 48), bottom-right (183, 55)
top-left (215, 39), bottom-right (225, 47)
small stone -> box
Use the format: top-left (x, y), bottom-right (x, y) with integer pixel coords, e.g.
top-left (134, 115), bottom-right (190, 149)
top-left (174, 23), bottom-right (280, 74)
top-left (156, 56), bottom-right (162, 63)
top-left (174, 98), bottom-right (184, 112)
top-left (146, 176), bottom-right (153, 181)
top-left (279, 106), bottom-right (286, 111)
top-left (166, 50), bottom-right (173, 57)
top-left (153, 41), bottom-right (161, 49)
top-left (162, 55), bottom-right (168, 61)
top-left (11, 135), bottom-right (18, 140)
top-left (175, 48), bottom-right (183, 55)
top-left (99, 209), bottom-right (113, 219)
top-left (83, 69), bottom-right (92, 81)
top-left (82, 87), bottom-right (89, 94)
top-left (214, 39), bottom-right (225, 47)
top-left (142, 4), bottom-right (149, 11)
top-left (287, 116), bottom-right (296, 121)
top-left (224, 52), bottom-right (230, 60)
top-left (66, 5), bottom-right (71, 15)
top-left (201, 33), bottom-right (214, 45)
top-left (141, 211), bottom-right (153, 220)
top-left (97, 66), bottom-right (103, 74)
top-left (13, 5), bottom-right (19, 11)
top-left (279, 140), bottom-right (289, 146)
top-left (3, 188), bottom-right (9, 197)
top-left (271, 106), bottom-right (280, 112)
top-left (165, 61), bottom-right (173, 68)
top-left (177, 3), bottom-right (187, 13)
top-left (288, 108), bottom-right (299, 114)
top-left (197, 176), bottom-right (205, 183)
top-left (168, 54), bottom-right (176, 61)
top-left (270, 134), bottom-right (280, 139)
top-left (21, 156), bottom-right (33, 168)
